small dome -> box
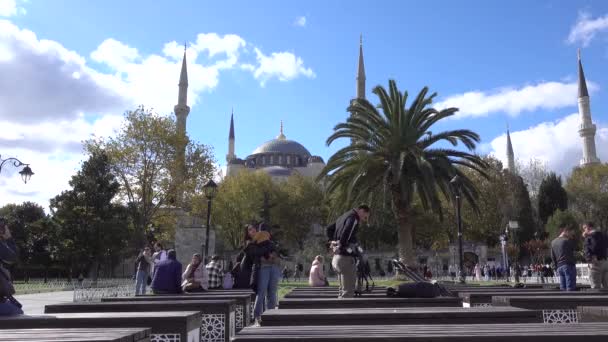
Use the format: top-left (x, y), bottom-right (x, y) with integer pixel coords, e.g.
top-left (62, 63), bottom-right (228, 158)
top-left (308, 156), bottom-right (324, 163)
top-left (261, 166), bottom-right (292, 177)
top-left (252, 139), bottom-right (311, 157)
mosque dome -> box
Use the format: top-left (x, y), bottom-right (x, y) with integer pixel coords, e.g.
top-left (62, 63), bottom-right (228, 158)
top-left (250, 121), bottom-right (311, 158)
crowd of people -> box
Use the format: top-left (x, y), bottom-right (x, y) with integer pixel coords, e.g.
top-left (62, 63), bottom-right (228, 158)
top-left (2, 209), bottom-right (607, 318)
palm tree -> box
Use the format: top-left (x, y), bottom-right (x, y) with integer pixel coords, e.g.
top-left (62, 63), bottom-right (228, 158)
top-left (320, 80), bottom-right (488, 265)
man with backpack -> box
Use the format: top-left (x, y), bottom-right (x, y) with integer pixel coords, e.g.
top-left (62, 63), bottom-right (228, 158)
top-left (328, 204), bottom-right (370, 298)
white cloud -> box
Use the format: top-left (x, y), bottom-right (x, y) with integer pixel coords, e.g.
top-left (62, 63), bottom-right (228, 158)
top-left (0, 19), bottom-right (316, 209)
top-left (489, 113), bottom-right (608, 175)
top-left (252, 48), bottom-right (315, 86)
top-left (567, 11), bottom-right (608, 47)
top-left (436, 80), bottom-right (597, 119)
top-left (294, 16), bottom-right (306, 27)
top-left (0, 0), bottom-right (24, 17)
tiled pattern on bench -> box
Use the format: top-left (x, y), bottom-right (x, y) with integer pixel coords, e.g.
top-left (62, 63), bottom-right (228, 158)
top-left (201, 313), bottom-right (225, 342)
top-left (543, 310), bottom-right (579, 324)
top-left (236, 305), bottom-right (244, 330)
top-left (250, 302), bottom-right (254, 322)
top-left (472, 303), bottom-right (492, 308)
top-left (230, 311), bottom-right (236, 339)
top-left (151, 334), bottom-right (180, 342)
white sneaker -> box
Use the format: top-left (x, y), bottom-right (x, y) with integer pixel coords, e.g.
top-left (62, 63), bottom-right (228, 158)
top-left (253, 318), bottom-right (262, 327)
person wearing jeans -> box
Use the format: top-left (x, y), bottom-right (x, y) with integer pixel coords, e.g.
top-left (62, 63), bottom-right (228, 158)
top-left (253, 262), bottom-right (281, 322)
top-left (134, 246), bottom-right (152, 295)
top-left (551, 224), bottom-right (577, 291)
top-left (582, 222), bottom-right (608, 289)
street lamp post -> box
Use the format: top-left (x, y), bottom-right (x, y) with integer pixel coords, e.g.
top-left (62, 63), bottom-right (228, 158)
top-left (202, 179), bottom-right (218, 263)
top-left (499, 233), bottom-right (508, 275)
top-left (0, 155), bottom-right (34, 183)
top-left (450, 175), bottom-right (465, 284)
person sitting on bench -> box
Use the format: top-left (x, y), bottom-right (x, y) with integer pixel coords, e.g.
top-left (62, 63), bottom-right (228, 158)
top-left (182, 253), bottom-right (209, 292)
top-left (151, 249), bottom-right (182, 294)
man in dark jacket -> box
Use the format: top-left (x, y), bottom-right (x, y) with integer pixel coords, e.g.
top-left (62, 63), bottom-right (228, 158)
top-left (330, 204), bottom-right (370, 298)
top-left (0, 217), bottom-right (23, 315)
top-left (582, 222), bottom-right (608, 289)
top-left (151, 249), bottom-right (182, 294)
top-left (551, 224), bottom-right (577, 291)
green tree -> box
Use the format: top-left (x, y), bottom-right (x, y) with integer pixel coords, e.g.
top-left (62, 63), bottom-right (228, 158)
top-left (566, 164), bottom-right (608, 231)
top-left (320, 80), bottom-right (488, 264)
top-left (0, 202), bottom-right (47, 279)
top-left (545, 209), bottom-right (579, 240)
top-left (209, 171), bottom-right (277, 250)
top-left (538, 172), bottom-right (568, 225)
top-left (459, 156), bottom-right (509, 246)
top-left (274, 174), bottom-right (327, 250)
top-left (49, 150), bottom-right (131, 280)
top-left (86, 107), bottom-right (215, 246)
top-left (503, 172), bottom-right (536, 244)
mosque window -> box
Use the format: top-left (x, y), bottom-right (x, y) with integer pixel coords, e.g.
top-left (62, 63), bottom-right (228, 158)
top-left (287, 155), bottom-right (291, 165)
top-left (270, 155), bottom-right (274, 164)
top-left (278, 155), bottom-right (283, 164)
top-left (262, 155), bottom-right (266, 165)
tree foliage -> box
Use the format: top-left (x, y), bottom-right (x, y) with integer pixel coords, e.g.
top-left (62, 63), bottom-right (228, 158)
top-left (49, 150), bottom-right (131, 279)
top-left (86, 107), bottom-right (215, 246)
top-left (517, 158), bottom-right (549, 200)
top-left (320, 80), bottom-right (488, 264)
top-left (566, 164), bottom-right (608, 231)
top-left (538, 172), bottom-right (568, 225)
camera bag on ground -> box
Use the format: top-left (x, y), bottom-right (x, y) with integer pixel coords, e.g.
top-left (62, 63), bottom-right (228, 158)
top-left (386, 281), bottom-right (441, 298)
top-left (390, 259), bottom-right (453, 297)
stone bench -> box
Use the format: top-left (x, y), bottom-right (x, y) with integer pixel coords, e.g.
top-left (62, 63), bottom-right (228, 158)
top-left (279, 297), bottom-right (462, 309)
top-left (284, 291), bottom-right (387, 298)
top-left (45, 299), bottom-right (235, 342)
top-left (0, 311), bottom-right (198, 342)
top-left (579, 306), bottom-right (608, 322)
top-left (0, 327), bottom-right (150, 342)
top-left (493, 295), bottom-right (608, 323)
top-left (261, 306), bottom-right (542, 326)
top-left (461, 290), bottom-right (602, 307)
top-left (289, 286), bottom-right (387, 291)
top-left (105, 292), bottom-right (253, 329)
top-left (232, 323), bottom-right (608, 341)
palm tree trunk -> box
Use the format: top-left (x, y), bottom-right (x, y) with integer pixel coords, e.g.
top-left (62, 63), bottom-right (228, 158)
top-left (392, 189), bottom-right (415, 265)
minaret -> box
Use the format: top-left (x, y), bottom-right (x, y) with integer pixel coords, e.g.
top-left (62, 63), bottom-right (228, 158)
top-left (173, 44), bottom-right (190, 206)
top-left (356, 34), bottom-right (366, 100)
top-left (506, 128), bottom-right (516, 173)
top-left (577, 49), bottom-right (600, 166)
top-left (226, 108), bottom-right (236, 163)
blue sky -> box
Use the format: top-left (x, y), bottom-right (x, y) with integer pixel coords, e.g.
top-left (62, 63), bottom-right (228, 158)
top-left (1, 0), bottom-right (608, 207)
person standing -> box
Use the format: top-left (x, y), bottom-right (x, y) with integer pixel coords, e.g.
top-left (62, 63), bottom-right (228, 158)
top-left (551, 224), bottom-right (577, 291)
top-left (152, 242), bottom-right (167, 277)
top-left (309, 255), bottom-right (327, 287)
top-left (0, 218), bottom-right (22, 316)
top-left (281, 266), bottom-right (290, 283)
top-left (582, 222), bottom-right (608, 289)
top-left (330, 204), bottom-right (370, 298)
top-left (206, 255), bottom-right (224, 290)
top-left (151, 249), bottom-right (182, 294)
top-left (134, 246), bottom-right (152, 295)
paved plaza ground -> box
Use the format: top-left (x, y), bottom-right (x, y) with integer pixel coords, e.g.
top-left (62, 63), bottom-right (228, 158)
top-left (14, 291), bottom-right (74, 315)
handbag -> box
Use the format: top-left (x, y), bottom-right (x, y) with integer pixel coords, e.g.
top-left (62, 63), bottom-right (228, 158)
top-left (146, 275), bottom-right (152, 286)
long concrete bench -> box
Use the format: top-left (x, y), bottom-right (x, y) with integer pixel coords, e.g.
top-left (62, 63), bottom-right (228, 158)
top-left (1, 327), bottom-right (150, 342)
top-left (261, 306), bottom-right (542, 326)
top-left (284, 291), bottom-right (387, 298)
top-left (232, 323), bottom-right (608, 341)
top-left (45, 299), bottom-right (235, 342)
top-left (461, 290), bottom-right (607, 307)
top-left (279, 297), bottom-right (462, 309)
top-left (105, 292), bottom-right (253, 329)
top-left (579, 306), bottom-right (608, 322)
top-left (0, 311), bottom-right (198, 342)
top-left (493, 295), bottom-right (608, 323)
top-left (289, 286), bottom-right (387, 291)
